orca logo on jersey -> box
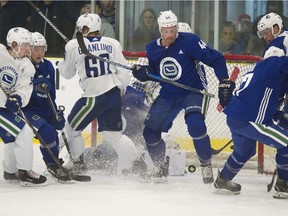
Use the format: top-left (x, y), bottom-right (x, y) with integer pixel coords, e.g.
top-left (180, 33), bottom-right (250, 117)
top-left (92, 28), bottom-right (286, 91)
top-left (0, 66), bottom-right (18, 90)
top-left (160, 57), bottom-right (182, 81)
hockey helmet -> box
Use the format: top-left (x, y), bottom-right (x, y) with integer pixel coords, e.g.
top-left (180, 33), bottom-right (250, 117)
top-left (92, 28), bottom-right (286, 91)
top-left (76, 13), bottom-right (101, 36)
top-left (6, 27), bottom-right (31, 48)
top-left (178, 22), bottom-right (192, 33)
top-left (257, 12), bottom-right (283, 38)
top-left (31, 32), bottom-right (47, 51)
top-left (158, 10), bottom-right (178, 31)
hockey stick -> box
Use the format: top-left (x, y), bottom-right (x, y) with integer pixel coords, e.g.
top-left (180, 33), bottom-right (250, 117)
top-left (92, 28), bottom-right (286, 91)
top-left (0, 85), bottom-right (90, 182)
top-left (46, 93), bottom-right (72, 157)
top-left (27, 0), bottom-right (69, 43)
top-left (267, 169), bottom-right (277, 192)
top-left (75, 31), bottom-right (215, 98)
top-left (211, 139), bottom-right (233, 155)
top-left (217, 66), bottom-right (240, 112)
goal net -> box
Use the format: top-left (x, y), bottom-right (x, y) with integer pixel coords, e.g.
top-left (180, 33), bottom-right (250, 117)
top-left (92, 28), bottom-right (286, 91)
top-left (91, 51), bottom-right (275, 174)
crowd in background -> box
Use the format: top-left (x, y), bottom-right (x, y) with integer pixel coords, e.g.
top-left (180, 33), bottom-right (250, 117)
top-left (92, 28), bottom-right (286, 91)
top-left (1, 0), bottom-right (288, 57)
top-left (0, 0), bottom-right (116, 56)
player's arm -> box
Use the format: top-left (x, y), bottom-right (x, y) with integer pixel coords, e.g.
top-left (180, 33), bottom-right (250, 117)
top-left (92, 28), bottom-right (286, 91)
top-left (14, 59), bottom-right (36, 107)
top-left (113, 40), bottom-right (131, 88)
top-left (58, 40), bottom-right (77, 79)
top-left (188, 35), bottom-right (229, 81)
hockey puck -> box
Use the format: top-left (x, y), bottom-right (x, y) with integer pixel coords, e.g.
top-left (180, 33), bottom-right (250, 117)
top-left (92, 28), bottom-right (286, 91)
top-left (188, 165), bottom-right (196, 173)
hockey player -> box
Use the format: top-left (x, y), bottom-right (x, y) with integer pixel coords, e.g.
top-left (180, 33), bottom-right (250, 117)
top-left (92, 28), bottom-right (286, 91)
top-left (257, 12), bottom-right (288, 58)
top-left (131, 10), bottom-right (230, 183)
top-left (0, 27), bottom-right (47, 186)
top-left (58, 13), bottom-right (137, 175)
top-left (257, 13), bottom-right (288, 142)
top-left (22, 32), bottom-right (72, 181)
top-left (215, 54), bottom-right (288, 199)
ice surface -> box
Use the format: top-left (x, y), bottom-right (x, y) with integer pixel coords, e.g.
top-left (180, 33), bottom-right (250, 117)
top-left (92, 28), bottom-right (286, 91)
top-left (0, 144), bottom-right (286, 216)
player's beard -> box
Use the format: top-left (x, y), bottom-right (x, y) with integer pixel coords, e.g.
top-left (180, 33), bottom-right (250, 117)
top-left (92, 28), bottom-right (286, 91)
top-left (161, 36), bottom-right (175, 47)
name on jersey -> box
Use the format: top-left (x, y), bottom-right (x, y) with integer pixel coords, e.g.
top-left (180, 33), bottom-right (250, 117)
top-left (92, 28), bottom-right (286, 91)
top-left (78, 43), bottom-right (112, 54)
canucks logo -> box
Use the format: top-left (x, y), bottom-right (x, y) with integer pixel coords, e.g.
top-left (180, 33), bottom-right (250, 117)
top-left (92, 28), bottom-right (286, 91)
top-left (0, 65), bottom-right (18, 90)
top-left (159, 57), bottom-right (182, 81)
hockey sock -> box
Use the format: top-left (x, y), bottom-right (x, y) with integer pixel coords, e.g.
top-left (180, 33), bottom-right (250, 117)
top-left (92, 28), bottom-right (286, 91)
top-left (143, 126), bottom-right (166, 166)
top-left (221, 151), bottom-right (251, 180)
top-left (38, 124), bottom-right (59, 165)
top-left (185, 112), bottom-right (212, 164)
top-left (276, 146), bottom-right (288, 180)
top-left (40, 141), bottom-right (59, 165)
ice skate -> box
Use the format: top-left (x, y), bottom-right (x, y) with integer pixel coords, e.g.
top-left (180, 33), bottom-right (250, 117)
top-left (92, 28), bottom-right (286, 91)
top-left (3, 171), bottom-right (19, 182)
top-left (122, 153), bottom-right (151, 182)
top-left (273, 177), bottom-right (288, 199)
top-left (18, 169), bottom-right (48, 187)
top-left (68, 154), bottom-right (88, 174)
top-left (151, 156), bottom-right (170, 183)
top-left (213, 170), bottom-right (241, 195)
top-left (47, 163), bottom-right (73, 182)
top-left (200, 163), bottom-right (214, 184)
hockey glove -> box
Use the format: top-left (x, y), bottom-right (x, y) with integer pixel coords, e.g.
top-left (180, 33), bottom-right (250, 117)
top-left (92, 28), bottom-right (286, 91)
top-left (132, 65), bottom-right (153, 82)
top-left (53, 109), bottom-right (66, 130)
top-left (5, 95), bottom-right (22, 113)
top-left (218, 80), bottom-right (235, 108)
top-left (33, 77), bottom-right (51, 94)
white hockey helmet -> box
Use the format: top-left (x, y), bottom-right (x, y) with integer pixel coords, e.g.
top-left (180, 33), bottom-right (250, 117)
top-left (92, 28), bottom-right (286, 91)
top-left (257, 12), bottom-right (283, 38)
top-left (177, 22), bottom-right (192, 33)
top-left (31, 32), bottom-right (47, 51)
top-left (76, 13), bottom-right (101, 36)
top-left (6, 27), bottom-right (31, 47)
top-left (158, 10), bottom-right (178, 31)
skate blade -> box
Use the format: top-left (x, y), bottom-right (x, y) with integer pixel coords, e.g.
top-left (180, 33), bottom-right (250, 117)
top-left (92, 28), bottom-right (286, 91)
top-left (213, 187), bottom-right (240, 195)
top-left (20, 181), bottom-right (48, 187)
top-left (273, 191), bottom-right (288, 199)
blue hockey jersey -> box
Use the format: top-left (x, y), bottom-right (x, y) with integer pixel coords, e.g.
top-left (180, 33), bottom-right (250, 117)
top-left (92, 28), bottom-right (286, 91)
top-left (146, 32), bottom-right (228, 99)
top-left (23, 58), bottom-right (57, 118)
top-left (224, 56), bottom-right (288, 125)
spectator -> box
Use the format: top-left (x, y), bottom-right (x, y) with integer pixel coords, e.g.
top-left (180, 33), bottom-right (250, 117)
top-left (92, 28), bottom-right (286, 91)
top-left (99, 0), bottom-right (115, 30)
top-left (219, 21), bottom-right (242, 55)
top-left (236, 14), bottom-right (252, 54)
top-left (72, 1), bottom-right (115, 39)
top-left (0, 1), bottom-right (31, 45)
top-left (132, 8), bottom-right (160, 51)
top-left (27, 0), bottom-right (74, 57)
top-left (247, 0), bottom-right (288, 56)
top-left (266, 0), bottom-right (288, 30)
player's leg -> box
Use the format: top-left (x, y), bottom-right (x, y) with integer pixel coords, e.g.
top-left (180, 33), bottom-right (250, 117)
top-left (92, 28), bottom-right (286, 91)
top-left (65, 97), bottom-right (95, 161)
top-left (23, 112), bottom-right (59, 162)
top-left (98, 88), bottom-right (138, 174)
top-left (0, 111), bottom-right (47, 186)
top-left (23, 111), bottom-right (71, 180)
top-left (245, 122), bottom-right (288, 198)
top-left (143, 97), bottom-right (181, 181)
top-left (184, 92), bottom-right (214, 183)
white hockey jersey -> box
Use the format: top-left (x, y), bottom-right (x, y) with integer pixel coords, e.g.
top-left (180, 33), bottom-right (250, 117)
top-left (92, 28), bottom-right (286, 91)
top-left (58, 36), bottom-right (131, 97)
top-left (0, 44), bottom-right (35, 108)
